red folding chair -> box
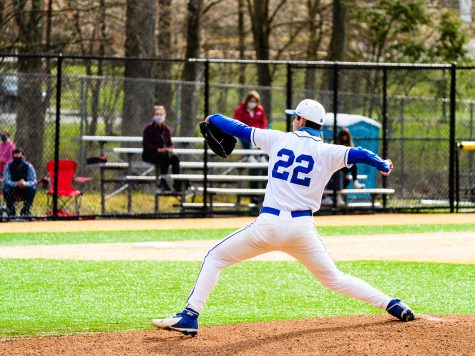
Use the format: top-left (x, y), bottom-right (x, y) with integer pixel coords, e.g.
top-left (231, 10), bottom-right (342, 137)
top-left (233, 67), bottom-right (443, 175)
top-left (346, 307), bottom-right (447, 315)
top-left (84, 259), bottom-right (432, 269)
top-left (46, 160), bottom-right (91, 216)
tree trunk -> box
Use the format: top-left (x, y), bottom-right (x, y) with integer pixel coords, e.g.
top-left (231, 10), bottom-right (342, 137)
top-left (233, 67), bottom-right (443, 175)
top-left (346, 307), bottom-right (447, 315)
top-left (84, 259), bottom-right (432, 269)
top-left (88, 0), bottom-right (107, 136)
top-left (305, 0), bottom-right (321, 98)
top-left (238, 0), bottom-right (246, 99)
top-left (16, 57), bottom-right (46, 173)
top-left (328, 0), bottom-right (347, 61)
top-left (325, 0), bottom-right (347, 104)
top-left (156, 0), bottom-right (174, 124)
top-left (122, 0), bottom-right (157, 137)
top-left (180, 0), bottom-right (202, 137)
top-left (13, 0), bottom-right (46, 174)
top-left (248, 0), bottom-right (273, 125)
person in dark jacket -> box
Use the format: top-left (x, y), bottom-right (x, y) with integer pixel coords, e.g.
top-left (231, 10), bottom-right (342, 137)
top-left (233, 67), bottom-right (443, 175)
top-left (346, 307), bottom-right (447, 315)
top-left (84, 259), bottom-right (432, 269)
top-left (334, 128), bottom-right (365, 189)
top-left (2, 148), bottom-right (37, 217)
top-left (142, 105), bottom-right (181, 191)
top-left (323, 128), bottom-right (365, 206)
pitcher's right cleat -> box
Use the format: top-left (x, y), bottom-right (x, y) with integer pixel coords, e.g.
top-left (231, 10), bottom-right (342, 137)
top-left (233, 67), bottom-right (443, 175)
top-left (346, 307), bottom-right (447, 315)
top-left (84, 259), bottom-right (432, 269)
top-left (152, 308), bottom-right (199, 336)
top-left (386, 299), bottom-right (416, 321)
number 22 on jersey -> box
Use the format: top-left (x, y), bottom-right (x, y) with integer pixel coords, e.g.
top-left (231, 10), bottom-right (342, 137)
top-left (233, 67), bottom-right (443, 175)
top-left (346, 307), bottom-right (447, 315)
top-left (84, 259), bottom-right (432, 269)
top-left (271, 148), bottom-right (315, 187)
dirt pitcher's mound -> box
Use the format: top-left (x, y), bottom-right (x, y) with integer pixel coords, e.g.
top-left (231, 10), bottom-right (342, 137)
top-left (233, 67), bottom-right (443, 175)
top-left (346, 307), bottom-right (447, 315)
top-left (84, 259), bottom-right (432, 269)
top-left (2, 315), bottom-right (473, 356)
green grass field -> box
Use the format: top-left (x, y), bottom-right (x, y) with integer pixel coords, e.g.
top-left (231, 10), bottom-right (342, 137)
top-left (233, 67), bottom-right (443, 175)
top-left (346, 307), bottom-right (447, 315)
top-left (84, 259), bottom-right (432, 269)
top-left (0, 223), bottom-right (473, 338)
top-left (1, 223), bottom-right (474, 246)
top-left (0, 259), bottom-right (473, 337)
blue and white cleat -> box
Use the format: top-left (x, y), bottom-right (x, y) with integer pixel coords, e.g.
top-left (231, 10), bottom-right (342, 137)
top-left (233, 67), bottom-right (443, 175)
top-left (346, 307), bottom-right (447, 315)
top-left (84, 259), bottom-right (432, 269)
top-left (152, 308), bottom-right (199, 336)
top-left (386, 299), bottom-right (415, 321)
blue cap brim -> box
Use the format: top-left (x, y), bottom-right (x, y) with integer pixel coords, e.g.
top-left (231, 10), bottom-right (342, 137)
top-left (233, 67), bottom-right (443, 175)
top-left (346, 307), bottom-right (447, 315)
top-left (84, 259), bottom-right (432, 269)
top-left (285, 109), bottom-right (297, 115)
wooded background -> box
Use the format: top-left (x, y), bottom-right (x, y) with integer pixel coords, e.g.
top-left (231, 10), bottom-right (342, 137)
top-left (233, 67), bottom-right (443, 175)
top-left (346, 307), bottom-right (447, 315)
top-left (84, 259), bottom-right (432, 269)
top-left (0, 0), bottom-right (473, 179)
top-left (0, 1), bottom-right (474, 215)
top-left (0, 0), bottom-right (472, 63)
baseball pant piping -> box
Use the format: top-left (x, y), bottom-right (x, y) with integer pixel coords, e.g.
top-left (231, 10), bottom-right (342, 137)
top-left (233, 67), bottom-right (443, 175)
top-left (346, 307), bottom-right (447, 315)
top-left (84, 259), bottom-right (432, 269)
top-left (186, 214), bottom-right (391, 314)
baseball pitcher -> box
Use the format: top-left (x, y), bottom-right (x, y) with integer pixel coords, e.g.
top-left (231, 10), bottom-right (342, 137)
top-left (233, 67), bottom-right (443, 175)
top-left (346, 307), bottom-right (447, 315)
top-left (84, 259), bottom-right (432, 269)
top-left (153, 99), bottom-right (415, 336)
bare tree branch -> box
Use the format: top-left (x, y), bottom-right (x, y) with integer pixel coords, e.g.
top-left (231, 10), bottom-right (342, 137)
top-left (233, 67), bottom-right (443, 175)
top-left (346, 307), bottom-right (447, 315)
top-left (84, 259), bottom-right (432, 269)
top-left (268, 0), bottom-right (286, 27)
top-left (203, 0), bottom-right (224, 15)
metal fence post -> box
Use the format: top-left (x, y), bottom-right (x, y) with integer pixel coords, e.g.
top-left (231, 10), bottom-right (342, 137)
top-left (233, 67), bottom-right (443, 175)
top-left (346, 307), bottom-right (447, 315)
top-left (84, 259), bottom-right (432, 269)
top-left (78, 77), bottom-right (85, 178)
top-left (469, 100), bottom-right (474, 201)
top-left (382, 67), bottom-right (388, 209)
top-left (399, 97), bottom-right (406, 197)
top-left (52, 54), bottom-right (63, 219)
top-left (455, 146), bottom-right (460, 212)
top-left (286, 63), bottom-right (293, 132)
top-left (332, 62), bottom-right (339, 209)
top-left (449, 63), bottom-right (456, 213)
top-left (203, 60), bottom-right (210, 215)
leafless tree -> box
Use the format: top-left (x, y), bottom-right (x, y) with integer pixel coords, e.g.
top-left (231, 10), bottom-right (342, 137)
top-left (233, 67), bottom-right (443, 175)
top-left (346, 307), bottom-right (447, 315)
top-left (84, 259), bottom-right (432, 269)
top-left (180, 0), bottom-right (202, 136)
top-left (328, 0), bottom-right (348, 61)
top-left (238, 0), bottom-right (246, 99)
top-left (12, 0), bottom-right (47, 173)
top-left (155, 0), bottom-right (174, 123)
top-left (304, 0), bottom-right (327, 98)
top-left (121, 0), bottom-right (157, 137)
top-left (246, 0), bottom-right (287, 123)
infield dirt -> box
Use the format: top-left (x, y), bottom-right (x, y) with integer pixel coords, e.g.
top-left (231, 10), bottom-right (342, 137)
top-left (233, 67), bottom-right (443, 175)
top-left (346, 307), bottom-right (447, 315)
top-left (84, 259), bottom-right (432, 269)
top-left (2, 315), bottom-right (473, 356)
top-left (1, 231), bottom-right (474, 263)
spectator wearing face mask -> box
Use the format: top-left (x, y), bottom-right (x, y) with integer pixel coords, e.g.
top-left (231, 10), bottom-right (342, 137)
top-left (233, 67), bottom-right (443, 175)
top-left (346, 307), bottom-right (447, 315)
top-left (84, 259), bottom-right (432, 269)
top-left (142, 105), bottom-right (182, 192)
top-left (233, 91), bottom-right (268, 163)
top-left (322, 128), bottom-right (365, 206)
top-left (2, 148), bottom-right (37, 217)
top-left (0, 130), bottom-right (15, 176)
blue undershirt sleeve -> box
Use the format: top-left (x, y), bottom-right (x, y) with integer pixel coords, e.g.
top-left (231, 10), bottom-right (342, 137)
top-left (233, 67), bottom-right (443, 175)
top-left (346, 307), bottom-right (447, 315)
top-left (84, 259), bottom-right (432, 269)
top-left (348, 147), bottom-right (389, 173)
top-left (208, 113), bottom-right (252, 142)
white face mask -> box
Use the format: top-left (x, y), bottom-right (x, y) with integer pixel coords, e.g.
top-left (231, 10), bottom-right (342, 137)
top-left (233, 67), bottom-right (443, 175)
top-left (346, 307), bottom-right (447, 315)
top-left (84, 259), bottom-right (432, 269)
top-left (153, 115), bottom-right (165, 123)
top-left (247, 102), bottom-right (257, 110)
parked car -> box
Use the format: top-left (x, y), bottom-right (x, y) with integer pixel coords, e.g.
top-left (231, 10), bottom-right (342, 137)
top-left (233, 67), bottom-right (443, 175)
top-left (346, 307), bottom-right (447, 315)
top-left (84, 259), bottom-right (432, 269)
top-left (0, 73), bottom-right (47, 112)
top-left (0, 74), bottom-right (17, 112)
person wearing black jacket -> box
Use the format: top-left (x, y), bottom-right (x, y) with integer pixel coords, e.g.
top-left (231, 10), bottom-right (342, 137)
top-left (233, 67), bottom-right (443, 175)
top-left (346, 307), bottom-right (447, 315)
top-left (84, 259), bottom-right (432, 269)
top-left (142, 106), bottom-right (181, 191)
top-left (2, 148), bottom-right (37, 217)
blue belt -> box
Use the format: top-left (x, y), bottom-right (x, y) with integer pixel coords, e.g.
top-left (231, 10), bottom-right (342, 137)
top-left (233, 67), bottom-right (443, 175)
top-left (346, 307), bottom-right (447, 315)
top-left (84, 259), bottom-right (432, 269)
top-left (260, 206), bottom-right (312, 218)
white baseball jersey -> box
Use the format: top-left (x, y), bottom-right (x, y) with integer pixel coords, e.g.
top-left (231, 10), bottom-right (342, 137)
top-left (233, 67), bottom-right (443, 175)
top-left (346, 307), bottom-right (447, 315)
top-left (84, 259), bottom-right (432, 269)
top-left (183, 114), bottom-right (395, 318)
top-left (251, 128), bottom-right (351, 212)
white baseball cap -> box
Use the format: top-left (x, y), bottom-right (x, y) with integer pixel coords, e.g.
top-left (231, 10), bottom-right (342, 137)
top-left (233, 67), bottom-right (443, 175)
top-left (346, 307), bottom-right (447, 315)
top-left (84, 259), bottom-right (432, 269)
top-left (285, 99), bottom-right (326, 126)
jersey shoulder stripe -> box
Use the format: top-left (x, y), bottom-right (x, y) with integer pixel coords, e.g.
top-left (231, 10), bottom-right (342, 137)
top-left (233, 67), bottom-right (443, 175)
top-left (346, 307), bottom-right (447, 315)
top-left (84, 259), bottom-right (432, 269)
top-left (292, 131), bottom-right (322, 143)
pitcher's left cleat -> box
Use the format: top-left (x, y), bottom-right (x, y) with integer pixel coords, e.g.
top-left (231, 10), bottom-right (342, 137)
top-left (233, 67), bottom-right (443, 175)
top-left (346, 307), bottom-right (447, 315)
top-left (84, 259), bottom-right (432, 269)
top-left (386, 299), bottom-right (415, 321)
top-left (152, 308), bottom-right (199, 336)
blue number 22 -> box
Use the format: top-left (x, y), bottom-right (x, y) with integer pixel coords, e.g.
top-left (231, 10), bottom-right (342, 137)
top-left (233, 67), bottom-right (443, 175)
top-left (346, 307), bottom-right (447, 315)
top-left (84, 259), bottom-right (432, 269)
top-left (272, 148), bottom-right (314, 187)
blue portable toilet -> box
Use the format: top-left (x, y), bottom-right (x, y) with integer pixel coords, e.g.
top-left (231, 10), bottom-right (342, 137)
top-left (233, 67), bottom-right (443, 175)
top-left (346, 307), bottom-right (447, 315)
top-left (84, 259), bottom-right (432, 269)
top-left (322, 113), bottom-right (382, 189)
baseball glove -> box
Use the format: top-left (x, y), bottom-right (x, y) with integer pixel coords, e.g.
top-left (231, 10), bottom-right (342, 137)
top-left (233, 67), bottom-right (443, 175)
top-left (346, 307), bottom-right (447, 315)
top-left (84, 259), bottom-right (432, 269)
top-left (199, 121), bottom-right (237, 158)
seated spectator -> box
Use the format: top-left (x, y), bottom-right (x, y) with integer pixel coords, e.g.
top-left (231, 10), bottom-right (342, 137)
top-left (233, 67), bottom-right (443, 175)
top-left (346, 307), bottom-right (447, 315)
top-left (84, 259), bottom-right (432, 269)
top-left (323, 128), bottom-right (364, 206)
top-left (233, 90), bottom-right (267, 163)
top-left (142, 105), bottom-right (182, 192)
top-left (0, 130), bottom-right (15, 176)
top-left (2, 148), bottom-right (37, 217)
top-left (335, 128), bottom-right (365, 189)
top-left (234, 91), bottom-right (268, 204)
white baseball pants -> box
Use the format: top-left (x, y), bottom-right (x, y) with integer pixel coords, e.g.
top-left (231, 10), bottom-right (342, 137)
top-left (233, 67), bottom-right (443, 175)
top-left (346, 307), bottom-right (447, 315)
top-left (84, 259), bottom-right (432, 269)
top-left (186, 212), bottom-right (392, 313)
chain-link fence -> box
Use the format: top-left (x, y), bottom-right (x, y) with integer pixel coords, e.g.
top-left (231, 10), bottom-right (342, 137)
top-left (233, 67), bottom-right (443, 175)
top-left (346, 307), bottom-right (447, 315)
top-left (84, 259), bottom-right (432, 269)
top-left (0, 55), bottom-right (472, 220)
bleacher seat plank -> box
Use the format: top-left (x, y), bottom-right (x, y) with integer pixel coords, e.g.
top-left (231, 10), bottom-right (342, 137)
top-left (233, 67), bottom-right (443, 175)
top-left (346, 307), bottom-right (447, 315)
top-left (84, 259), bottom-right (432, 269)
top-left (110, 147), bottom-right (265, 156)
top-left (194, 187), bottom-right (266, 195)
top-left (77, 135), bottom-right (204, 144)
top-left (123, 174), bottom-right (268, 182)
